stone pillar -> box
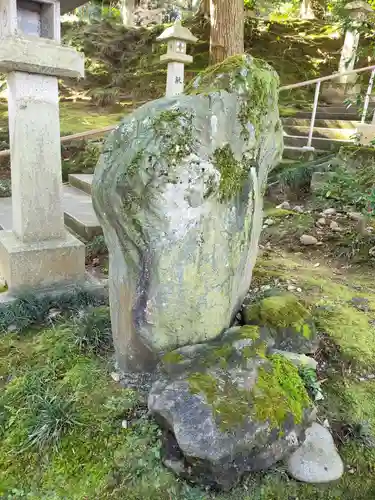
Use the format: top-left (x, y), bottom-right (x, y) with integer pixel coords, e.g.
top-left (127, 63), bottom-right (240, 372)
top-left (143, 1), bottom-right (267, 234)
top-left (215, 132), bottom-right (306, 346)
top-left (337, 1), bottom-right (372, 85)
top-left (157, 20), bottom-right (197, 97)
top-left (323, 1), bottom-right (373, 102)
top-left (0, 0), bottom-right (85, 291)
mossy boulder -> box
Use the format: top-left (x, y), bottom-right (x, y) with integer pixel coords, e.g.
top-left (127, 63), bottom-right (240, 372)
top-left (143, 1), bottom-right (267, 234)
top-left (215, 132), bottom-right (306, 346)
top-left (242, 292), bottom-right (319, 354)
top-left (149, 329), bottom-right (315, 490)
top-left (92, 54), bottom-right (283, 372)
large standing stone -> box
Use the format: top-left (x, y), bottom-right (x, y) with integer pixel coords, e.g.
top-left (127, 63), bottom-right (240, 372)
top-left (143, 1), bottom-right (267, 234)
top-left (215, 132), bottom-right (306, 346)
top-left (92, 55), bottom-right (283, 372)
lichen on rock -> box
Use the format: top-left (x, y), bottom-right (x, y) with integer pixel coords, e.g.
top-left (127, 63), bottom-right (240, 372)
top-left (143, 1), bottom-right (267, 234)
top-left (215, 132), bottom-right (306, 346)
top-left (92, 54), bottom-right (283, 372)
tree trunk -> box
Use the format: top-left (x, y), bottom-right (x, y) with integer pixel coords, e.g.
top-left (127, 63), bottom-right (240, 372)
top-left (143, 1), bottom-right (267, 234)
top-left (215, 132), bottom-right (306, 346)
top-left (120, 0), bottom-right (135, 26)
top-left (197, 0), bottom-right (210, 18)
top-left (209, 0), bottom-right (244, 65)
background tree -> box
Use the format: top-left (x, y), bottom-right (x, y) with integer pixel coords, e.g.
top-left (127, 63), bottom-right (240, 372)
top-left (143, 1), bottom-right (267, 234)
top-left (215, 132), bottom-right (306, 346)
top-left (209, 0), bottom-right (245, 64)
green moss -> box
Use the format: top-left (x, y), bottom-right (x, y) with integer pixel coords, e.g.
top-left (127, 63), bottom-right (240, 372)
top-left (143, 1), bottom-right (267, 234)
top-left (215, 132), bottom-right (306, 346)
top-left (238, 325), bottom-right (261, 340)
top-left (188, 355), bottom-right (310, 432)
top-left (162, 351), bottom-right (184, 365)
top-left (244, 293), bottom-right (311, 336)
top-left (212, 144), bottom-right (249, 201)
top-left (264, 207), bottom-right (296, 218)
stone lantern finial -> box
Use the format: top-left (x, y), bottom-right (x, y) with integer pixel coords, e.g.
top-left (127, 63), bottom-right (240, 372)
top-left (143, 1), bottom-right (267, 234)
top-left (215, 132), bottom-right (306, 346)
top-left (157, 20), bottom-right (198, 97)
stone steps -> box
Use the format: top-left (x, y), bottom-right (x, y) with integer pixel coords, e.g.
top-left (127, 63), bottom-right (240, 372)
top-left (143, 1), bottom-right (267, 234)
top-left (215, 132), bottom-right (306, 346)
top-left (0, 180), bottom-right (102, 242)
top-left (68, 173), bottom-right (93, 195)
top-left (283, 126), bottom-right (355, 140)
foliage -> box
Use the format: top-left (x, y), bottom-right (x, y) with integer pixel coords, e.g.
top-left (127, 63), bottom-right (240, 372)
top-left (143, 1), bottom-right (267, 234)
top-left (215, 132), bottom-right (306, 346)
top-left (0, 178), bottom-right (11, 197)
top-left (0, 285), bottom-right (106, 333)
top-left (61, 139), bottom-right (102, 181)
top-left (86, 235), bottom-right (108, 259)
top-left (271, 153), bottom-right (335, 195)
top-left (299, 365), bottom-right (324, 401)
top-left (71, 306), bottom-right (113, 354)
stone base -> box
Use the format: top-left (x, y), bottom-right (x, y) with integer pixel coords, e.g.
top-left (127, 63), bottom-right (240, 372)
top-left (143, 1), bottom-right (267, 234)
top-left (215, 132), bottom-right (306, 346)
top-left (0, 230), bottom-right (85, 292)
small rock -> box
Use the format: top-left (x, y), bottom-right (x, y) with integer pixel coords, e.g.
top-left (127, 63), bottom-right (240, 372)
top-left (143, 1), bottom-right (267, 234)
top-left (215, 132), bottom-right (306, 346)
top-left (264, 218), bottom-right (275, 226)
top-left (347, 211), bottom-right (363, 221)
top-left (47, 308), bottom-right (61, 321)
top-left (330, 221), bottom-right (341, 232)
top-left (111, 372), bottom-right (121, 383)
top-left (92, 257), bottom-right (100, 266)
top-left (313, 263), bottom-right (320, 268)
top-left (296, 288), bottom-right (302, 293)
top-left (276, 201), bottom-right (291, 210)
top-left (287, 423), bottom-right (344, 483)
top-left (287, 285), bottom-right (296, 291)
top-left (369, 247), bottom-right (375, 257)
top-left (260, 285), bottom-right (271, 291)
top-left (300, 235), bottom-right (318, 246)
top-left (317, 218), bottom-right (326, 226)
top-left (293, 205), bottom-right (304, 213)
top-left (323, 208), bottom-right (336, 216)
top-left (121, 420), bottom-right (128, 429)
top-left (7, 324), bottom-right (18, 333)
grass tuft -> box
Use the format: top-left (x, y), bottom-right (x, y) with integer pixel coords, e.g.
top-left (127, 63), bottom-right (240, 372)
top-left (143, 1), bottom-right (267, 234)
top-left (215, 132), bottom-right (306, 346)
top-left (71, 306), bottom-right (113, 354)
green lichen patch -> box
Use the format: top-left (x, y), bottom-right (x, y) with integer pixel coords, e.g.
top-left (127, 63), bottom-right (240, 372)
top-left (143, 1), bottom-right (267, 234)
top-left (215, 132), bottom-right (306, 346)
top-left (188, 354), bottom-right (310, 432)
top-left (186, 54), bottom-right (279, 141)
top-left (243, 293), bottom-right (311, 336)
top-left (212, 144), bottom-right (249, 201)
top-left (162, 351), bottom-right (184, 365)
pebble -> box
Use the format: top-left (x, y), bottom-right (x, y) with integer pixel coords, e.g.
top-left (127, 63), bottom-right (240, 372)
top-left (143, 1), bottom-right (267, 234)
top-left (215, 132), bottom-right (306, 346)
top-left (287, 285), bottom-right (296, 291)
top-left (330, 221), bottom-right (341, 232)
top-left (317, 217), bottom-right (326, 226)
top-left (264, 218), bottom-right (275, 226)
top-left (323, 208), bottom-right (336, 216)
top-left (121, 420), bottom-right (128, 429)
top-left (369, 247), bottom-right (375, 257)
top-left (111, 372), bottom-right (121, 383)
top-left (287, 423), bottom-right (344, 484)
top-left (293, 205), bottom-right (304, 213)
top-left (276, 201), bottom-right (291, 210)
top-left (347, 211), bottom-right (363, 221)
top-left (300, 234), bottom-right (318, 246)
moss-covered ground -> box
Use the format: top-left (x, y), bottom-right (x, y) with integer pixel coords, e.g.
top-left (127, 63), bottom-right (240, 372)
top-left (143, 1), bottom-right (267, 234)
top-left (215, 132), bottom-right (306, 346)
top-left (2, 251), bottom-right (375, 498)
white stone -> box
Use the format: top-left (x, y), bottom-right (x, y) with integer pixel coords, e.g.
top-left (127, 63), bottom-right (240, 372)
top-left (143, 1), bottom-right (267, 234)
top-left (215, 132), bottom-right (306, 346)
top-left (317, 217), bottom-right (326, 226)
top-left (264, 218), bottom-right (275, 226)
top-left (293, 205), bottom-right (304, 213)
top-left (300, 234), bottom-right (318, 245)
top-left (111, 372), bottom-right (121, 382)
top-left (276, 201), bottom-right (291, 210)
top-left (330, 221), bottom-right (341, 232)
top-left (323, 208), bottom-right (336, 216)
top-left (287, 423), bottom-right (344, 483)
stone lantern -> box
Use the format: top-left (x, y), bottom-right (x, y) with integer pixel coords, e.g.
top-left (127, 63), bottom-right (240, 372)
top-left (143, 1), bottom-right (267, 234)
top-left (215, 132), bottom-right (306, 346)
top-left (338, 1), bottom-right (373, 85)
top-left (0, 0), bottom-right (86, 291)
top-left (157, 20), bottom-right (197, 97)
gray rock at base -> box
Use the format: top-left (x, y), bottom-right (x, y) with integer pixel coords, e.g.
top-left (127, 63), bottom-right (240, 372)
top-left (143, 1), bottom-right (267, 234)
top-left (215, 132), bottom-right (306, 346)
top-left (276, 201), bottom-right (291, 210)
top-left (330, 220), bottom-right (341, 232)
top-left (149, 329), bottom-right (315, 490)
top-left (287, 422), bottom-right (344, 483)
top-left (92, 55), bottom-right (283, 372)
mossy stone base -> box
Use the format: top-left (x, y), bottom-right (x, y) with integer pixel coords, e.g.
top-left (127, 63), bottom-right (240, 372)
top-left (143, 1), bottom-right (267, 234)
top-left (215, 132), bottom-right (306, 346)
top-left (149, 328), bottom-right (315, 490)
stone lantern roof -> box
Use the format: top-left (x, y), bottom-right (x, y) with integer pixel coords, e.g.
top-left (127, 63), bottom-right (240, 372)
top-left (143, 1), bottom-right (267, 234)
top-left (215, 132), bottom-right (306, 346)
top-left (61, 0), bottom-right (87, 14)
top-left (157, 20), bottom-right (198, 43)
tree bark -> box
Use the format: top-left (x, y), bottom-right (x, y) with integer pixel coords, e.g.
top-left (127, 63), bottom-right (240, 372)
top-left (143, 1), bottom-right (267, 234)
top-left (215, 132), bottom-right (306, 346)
top-left (209, 0), bottom-right (244, 65)
top-left (120, 0), bottom-right (135, 26)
